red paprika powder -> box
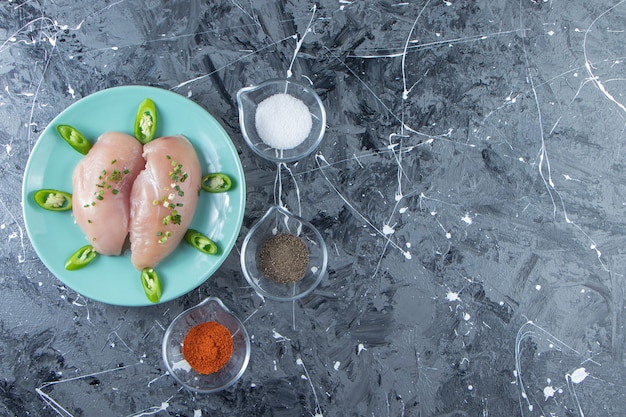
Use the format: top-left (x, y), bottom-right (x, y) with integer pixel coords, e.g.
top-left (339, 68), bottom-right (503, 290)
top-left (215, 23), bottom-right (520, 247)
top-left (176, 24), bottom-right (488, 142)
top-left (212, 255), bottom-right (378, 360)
top-left (182, 321), bottom-right (233, 374)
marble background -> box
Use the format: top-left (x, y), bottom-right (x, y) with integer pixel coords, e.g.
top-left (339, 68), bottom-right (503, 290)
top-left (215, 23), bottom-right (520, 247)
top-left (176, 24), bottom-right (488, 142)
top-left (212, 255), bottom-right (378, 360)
top-left (1, 0), bottom-right (625, 416)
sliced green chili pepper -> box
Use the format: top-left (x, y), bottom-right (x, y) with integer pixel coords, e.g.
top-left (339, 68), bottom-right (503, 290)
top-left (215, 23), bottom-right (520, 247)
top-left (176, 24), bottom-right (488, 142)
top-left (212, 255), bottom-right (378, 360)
top-left (134, 98), bottom-right (158, 144)
top-left (141, 267), bottom-right (162, 303)
top-left (56, 125), bottom-right (92, 155)
top-left (201, 173), bottom-right (232, 193)
top-left (33, 189), bottom-right (72, 211)
top-left (65, 245), bottom-right (97, 271)
top-left (184, 229), bottom-right (218, 255)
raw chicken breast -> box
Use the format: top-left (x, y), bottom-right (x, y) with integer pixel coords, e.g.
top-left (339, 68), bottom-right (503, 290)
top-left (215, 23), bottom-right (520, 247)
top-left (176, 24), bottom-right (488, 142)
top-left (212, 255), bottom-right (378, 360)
top-left (129, 135), bottom-right (202, 270)
top-left (72, 132), bottom-right (145, 255)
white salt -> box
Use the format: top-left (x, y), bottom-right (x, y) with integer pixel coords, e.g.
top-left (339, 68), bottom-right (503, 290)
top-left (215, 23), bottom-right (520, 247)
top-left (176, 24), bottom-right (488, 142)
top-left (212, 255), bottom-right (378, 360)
top-left (255, 93), bottom-right (313, 150)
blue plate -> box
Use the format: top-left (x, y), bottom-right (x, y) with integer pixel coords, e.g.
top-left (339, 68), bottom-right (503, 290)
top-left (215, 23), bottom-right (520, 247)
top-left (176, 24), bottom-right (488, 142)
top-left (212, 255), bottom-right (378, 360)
top-left (22, 86), bottom-right (246, 306)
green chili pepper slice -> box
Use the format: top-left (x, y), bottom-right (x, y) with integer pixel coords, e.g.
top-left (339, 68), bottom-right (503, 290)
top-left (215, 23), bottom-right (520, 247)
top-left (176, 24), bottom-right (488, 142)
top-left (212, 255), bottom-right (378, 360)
top-left (201, 173), bottom-right (232, 193)
top-left (141, 267), bottom-right (162, 303)
top-left (134, 98), bottom-right (158, 144)
top-left (56, 125), bottom-right (92, 155)
top-left (184, 229), bottom-right (218, 255)
top-left (65, 245), bottom-right (97, 271)
top-left (33, 189), bottom-right (72, 211)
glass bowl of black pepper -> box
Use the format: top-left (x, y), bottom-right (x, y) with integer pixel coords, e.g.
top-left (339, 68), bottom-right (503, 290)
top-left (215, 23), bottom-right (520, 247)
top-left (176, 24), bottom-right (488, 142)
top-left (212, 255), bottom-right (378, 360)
top-left (240, 205), bottom-right (328, 301)
top-left (162, 297), bottom-right (251, 393)
top-left (236, 78), bottom-right (326, 164)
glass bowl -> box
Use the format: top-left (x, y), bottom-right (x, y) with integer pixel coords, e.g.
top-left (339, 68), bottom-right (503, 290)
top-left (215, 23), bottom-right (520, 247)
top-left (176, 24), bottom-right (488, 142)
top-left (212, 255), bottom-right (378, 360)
top-left (162, 297), bottom-right (250, 393)
top-left (236, 79), bottom-right (326, 163)
top-left (240, 205), bottom-right (328, 301)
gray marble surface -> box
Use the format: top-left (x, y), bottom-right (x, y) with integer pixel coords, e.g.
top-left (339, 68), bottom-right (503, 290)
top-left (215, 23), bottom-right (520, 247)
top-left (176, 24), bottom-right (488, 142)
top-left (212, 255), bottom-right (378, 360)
top-left (1, 0), bottom-right (626, 416)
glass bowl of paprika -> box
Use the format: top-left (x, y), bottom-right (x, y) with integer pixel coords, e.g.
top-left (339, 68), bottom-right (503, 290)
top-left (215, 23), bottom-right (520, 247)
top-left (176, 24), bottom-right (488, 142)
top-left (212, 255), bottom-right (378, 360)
top-left (240, 205), bottom-right (328, 301)
top-left (236, 78), bottom-right (326, 164)
top-left (162, 296), bottom-right (251, 393)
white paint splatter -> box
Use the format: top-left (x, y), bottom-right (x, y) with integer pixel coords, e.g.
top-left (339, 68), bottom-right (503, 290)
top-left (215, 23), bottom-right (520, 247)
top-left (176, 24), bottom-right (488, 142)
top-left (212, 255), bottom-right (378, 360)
top-left (36, 362), bottom-right (143, 414)
top-left (193, 410), bottom-right (202, 417)
top-left (461, 213), bottom-right (472, 225)
top-left (399, 206), bottom-right (408, 213)
top-left (463, 312), bottom-right (471, 321)
top-left (505, 93), bottom-right (518, 103)
top-left (286, 5), bottom-right (316, 78)
top-left (569, 367), bottom-right (589, 384)
top-left (446, 291), bottom-right (461, 302)
top-left (272, 329), bottom-right (291, 342)
top-left (357, 343), bottom-right (367, 354)
top-left (468, 384), bottom-right (473, 391)
top-left (333, 361), bottom-right (340, 370)
top-left (535, 284), bottom-right (541, 290)
top-left (580, 2), bottom-right (626, 117)
top-left (382, 224), bottom-right (395, 235)
top-left (53, 20), bottom-right (68, 30)
top-left (296, 357), bottom-right (323, 416)
top-left (543, 385), bottom-right (556, 400)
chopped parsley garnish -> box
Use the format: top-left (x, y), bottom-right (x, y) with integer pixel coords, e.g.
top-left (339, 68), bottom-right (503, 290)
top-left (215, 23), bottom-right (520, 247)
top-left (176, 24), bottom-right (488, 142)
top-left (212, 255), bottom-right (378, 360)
top-left (87, 161), bottom-right (130, 208)
top-left (155, 154), bottom-right (189, 243)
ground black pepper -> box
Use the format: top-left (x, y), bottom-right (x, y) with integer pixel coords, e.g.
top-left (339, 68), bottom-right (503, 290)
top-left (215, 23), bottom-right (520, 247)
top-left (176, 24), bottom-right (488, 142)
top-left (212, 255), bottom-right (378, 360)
top-left (258, 233), bottom-right (309, 284)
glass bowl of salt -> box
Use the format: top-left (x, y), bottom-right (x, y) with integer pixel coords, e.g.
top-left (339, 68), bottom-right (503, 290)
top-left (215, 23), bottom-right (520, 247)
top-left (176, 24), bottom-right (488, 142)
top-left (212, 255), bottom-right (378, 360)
top-left (240, 205), bottom-right (328, 301)
top-left (162, 297), bottom-right (251, 393)
top-left (236, 78), bottom-right (326, 163)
